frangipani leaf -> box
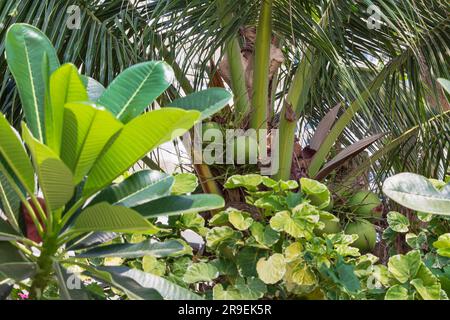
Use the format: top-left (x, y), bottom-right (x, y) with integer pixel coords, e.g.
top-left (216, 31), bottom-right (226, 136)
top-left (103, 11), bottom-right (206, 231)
top-left (132, 194), bottom-right (224, 218)
top-left (77, 240), bottom-right (184, 259)
top-left (383, 173), bottom-right (450, 215)
top-left (0, 218), bottom-right (21, 241)
top-left (98, 61), bottom-right (174, 123)
top-left (48, 64), bottom-right (88, 154)
top-left (68, 202), bottom-right (157, 235)
top-left (0, 114), bottom-right (35, 193)
top-left (0, 170), bottom-right (23, 231)
top-left (0, 242), bottom-right (36, 281)
top-left (83, 108), bottom-right (200, 196)
top-left (90, 170), bottom-right (174, 208)
top-left (61, 102), bottom-right (123, 185)
top-left (54, 263), bottom-right (90, 300)
top-left (5, 23), bottom-right (60, 142)
top-left (22, 124), bottom-right (74, 210)
top-left (167, 88), bottom-right (232, 120)
top-left (95, 266), bottom-right (202, 300)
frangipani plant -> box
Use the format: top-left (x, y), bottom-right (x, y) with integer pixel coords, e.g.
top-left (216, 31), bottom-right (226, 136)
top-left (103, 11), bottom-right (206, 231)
top-left (0, 23), bottom-right (229, 299)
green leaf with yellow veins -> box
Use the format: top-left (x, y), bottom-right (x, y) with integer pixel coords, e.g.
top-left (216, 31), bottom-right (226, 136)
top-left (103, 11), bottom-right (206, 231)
top-left (224, 174), bottom-right (262, 190)
top-left (387, 250), bottom-right (421, 283)
top-left (270, 211), bottom-right (309, 239)
top-left (254, 195), bottom-right (285, 211)
top-left (405, 232), bottom-right (427, 250)
top-left (256, 253), bottom-right (286, 284)
top-left (372, 265), bottom-right (393, 287)
top-left (385, 285), bottom-right (409, 300)
top-left (236, 247), bottom-right (266, 277)
top-left (228, 209), bottom-right (253, 231)
top-left (417, 212), bottom-right (433, 222)
top-left (285, 259), bottom-right (317, 288)
top-left (284, 242), bottom-right (303, 262)
top-left (387, 211), bottom-right (409, 233)
top-left (142, 256), bottom-right (166, 276)
top-left (411, 279), bottom-right (441, 300)
top-left (292, 203), bottom-right (321, 224)
top-left (206, 226), bottom-right (241, 249)
top-left (433, 233), bottom-right (450, 258)
top-left (234, 277), bottom-right (267, 300)
top-left (209, 211), bottom-right (229, 226)
top-left (213, 284), bottom-right (242, 300)
top-left (180, 213), bottom-right (204, 228)
top-left (334, 244), bottom-right (360, 257)
top-left (250, 222), bottom-right (280, 247)
top-left (172, 173), bottom-right (198, 195)
top-left (415, 263), bottom-right (439, 287)
top-left (261, 176), bottom-right (277, 188)
top-left (326, 232), bottom-right (358, 246)
top-left (182, 262), bottom-right (219, 283)
top-left (300, 178), bottom-right (331, 209)
top-left (278, 180), bottom-right (299, 191)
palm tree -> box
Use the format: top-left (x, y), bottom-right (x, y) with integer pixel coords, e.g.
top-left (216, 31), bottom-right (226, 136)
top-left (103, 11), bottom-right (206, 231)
top-left (1, 0), bottom-right (449, 191)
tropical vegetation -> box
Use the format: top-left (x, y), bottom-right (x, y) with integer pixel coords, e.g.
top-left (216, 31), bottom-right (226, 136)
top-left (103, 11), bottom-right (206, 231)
top-left (0, 0), bottom-right (449, 300)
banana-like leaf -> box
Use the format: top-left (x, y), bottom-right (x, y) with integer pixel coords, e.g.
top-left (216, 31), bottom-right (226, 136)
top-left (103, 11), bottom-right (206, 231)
top-left (0, 242), bottom-right (36, 281)
top-left (98, 61), bottom-right (174, 123)
top-left (67, 202), bottom-right (158, 235)
top-left (81, 76), bottom-right (105, 101)
top-left (167, 88), bottom-right (232, 120)
top-left (54, 263), bottom-right (90, 300)
top-left (83, 108), bottom-right (200, 197)
top-left (76, 239), bottom-right (184, 259)
top-left (132, 194), bottom-right (225, 218)
top-left (383, 173), bottom-right (450, 215)
top-left (94, 266), bottom-right (202, 300)
top-left (314, 133), bottom-right (385, 180)
top-left (22, 124), bottom-right (74, 211)
top-left (61, 102), bottom-right (123, 185)
top-left (48, 64), bottom-right (88, 154)
top-left (0, 114), bottom-right (35, 193)
top-left (5, 23), bottom-right (60, 142)
top-left (89, 170), bottom-right (174, 208)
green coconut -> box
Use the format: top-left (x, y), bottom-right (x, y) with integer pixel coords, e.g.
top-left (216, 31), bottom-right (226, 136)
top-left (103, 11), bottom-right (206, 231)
top-left (344, 219), bottom-right (377, 252)
top-left (348, 191), bottom-right (383, 220)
